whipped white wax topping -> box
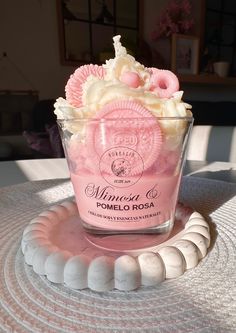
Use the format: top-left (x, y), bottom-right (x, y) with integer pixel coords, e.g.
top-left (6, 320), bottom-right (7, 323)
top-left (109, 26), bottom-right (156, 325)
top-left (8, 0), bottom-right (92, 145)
top-left (54, 35), bottom-right (192, 137)
top-left (103, 35), bottom-right (151, 90)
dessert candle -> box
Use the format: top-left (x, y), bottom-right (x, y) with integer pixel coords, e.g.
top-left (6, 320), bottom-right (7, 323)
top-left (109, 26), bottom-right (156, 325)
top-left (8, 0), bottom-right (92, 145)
top-left (55, 35), bottom-right (193, 234)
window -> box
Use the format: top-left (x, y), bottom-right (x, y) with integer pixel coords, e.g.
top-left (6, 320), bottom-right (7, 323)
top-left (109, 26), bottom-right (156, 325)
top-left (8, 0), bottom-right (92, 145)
top-left (57, 0), bottom-right (140, 65)
top-left (205, 0), bottom-right (236, 75)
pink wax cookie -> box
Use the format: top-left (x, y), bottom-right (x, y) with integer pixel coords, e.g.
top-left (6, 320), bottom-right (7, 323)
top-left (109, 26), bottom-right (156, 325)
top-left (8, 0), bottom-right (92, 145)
top-left (65, 64), bottom-right (105, 107)
top-left (85, 100), bottom-right (163, 176)
top-left (149, 68), bottom-right (179, 98)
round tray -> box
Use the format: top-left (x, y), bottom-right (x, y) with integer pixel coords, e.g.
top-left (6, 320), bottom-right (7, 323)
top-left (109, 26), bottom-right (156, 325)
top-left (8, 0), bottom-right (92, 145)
top-left (21, 201), bottom-right (210, 292)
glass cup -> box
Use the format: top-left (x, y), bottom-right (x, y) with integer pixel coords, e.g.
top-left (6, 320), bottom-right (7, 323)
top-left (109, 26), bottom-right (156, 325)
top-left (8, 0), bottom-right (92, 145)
top-left (57, 116), bottom-right (193, 235)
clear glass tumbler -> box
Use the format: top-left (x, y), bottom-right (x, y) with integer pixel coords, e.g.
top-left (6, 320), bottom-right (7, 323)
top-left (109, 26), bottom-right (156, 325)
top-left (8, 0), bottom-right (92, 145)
top-left (58, 116), bottom-right (193, 235)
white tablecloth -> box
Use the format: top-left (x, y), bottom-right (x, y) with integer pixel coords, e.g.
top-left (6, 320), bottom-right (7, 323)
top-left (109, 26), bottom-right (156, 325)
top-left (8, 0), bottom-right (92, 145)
top-left (1, 159), bottom-right (236, 188)
top-left (0, 176), bottom-right (236, 332)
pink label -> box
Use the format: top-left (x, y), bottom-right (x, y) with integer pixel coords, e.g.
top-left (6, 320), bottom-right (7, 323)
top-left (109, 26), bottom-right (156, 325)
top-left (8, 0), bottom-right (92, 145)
top-left (70, 173), bottom-right (181, 230)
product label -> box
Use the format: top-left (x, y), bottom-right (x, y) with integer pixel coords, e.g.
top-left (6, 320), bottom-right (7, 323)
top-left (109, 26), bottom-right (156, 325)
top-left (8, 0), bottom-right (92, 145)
top-left (70, 143), bottom-right (181, 230)
top-left (99, 146), bottom-right (144, 188)
top-left (71, 173), bottom-right (180, 231)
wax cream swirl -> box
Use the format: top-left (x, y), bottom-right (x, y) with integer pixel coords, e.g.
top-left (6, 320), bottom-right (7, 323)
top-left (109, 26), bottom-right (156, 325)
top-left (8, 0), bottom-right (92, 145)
top-left (54, 35), bottom-right (192, 138)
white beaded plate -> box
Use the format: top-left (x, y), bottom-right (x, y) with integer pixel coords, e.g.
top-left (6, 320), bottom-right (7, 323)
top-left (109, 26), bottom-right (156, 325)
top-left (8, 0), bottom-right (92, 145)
top-left (21, 201), bottom-right (210, 292)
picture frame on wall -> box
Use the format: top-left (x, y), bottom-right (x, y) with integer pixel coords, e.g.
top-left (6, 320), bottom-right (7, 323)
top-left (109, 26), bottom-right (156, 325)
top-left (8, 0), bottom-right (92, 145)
top-left (171, 34), bottom-right (200, 75)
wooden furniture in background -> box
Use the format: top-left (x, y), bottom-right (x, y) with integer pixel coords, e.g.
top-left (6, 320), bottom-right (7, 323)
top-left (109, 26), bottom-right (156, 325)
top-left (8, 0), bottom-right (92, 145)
top-left (204, 0), bottom-right (236, 77)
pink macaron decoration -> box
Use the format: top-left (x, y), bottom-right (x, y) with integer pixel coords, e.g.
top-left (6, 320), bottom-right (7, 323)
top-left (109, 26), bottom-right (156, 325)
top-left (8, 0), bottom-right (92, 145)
top-left (149, 68), bottom-right (179, 99)
top-left (65, 64), bottom-right (106, 107)
top-left (120, 71), bottom-right (141, 88)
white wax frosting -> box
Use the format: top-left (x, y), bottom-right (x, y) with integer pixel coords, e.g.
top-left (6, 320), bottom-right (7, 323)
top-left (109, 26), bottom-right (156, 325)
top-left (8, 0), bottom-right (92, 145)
top-left (54, 35), bottom-right (192, 138)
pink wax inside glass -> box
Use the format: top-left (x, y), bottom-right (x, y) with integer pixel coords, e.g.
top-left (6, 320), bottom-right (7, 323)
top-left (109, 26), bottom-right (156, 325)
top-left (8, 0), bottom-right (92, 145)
top-left (65, 125), bottom-right (184, 232)
top-left (70, 172), bottom-right (181, 230)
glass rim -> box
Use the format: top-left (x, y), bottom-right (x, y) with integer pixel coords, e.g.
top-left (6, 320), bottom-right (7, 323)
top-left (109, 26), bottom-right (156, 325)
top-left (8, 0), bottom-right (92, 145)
top-left (57, 116), bottom-right (194, 123)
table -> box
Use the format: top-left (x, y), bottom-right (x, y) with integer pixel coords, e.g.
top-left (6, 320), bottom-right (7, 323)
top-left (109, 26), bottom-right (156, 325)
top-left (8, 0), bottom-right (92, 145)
top-left (0, 159), bottom-right (236, 332)
top-left (0, 158), bottom-right (69, 188)
top-left (0, 158), bottom-right (236, 188)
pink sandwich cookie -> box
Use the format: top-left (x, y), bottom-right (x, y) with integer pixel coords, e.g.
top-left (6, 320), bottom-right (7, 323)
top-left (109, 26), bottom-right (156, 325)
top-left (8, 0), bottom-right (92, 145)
top-left (65, 64), bottom-right (105, 108)
top-left (55, 35), bottom-right (193, 234)
top-left (86, 100), bottom-right (163, 176)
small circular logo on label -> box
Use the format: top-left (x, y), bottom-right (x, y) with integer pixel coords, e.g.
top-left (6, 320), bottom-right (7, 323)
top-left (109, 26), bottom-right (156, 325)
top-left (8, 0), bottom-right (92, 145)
top-left (111, 158), bottom-right (131, 177)
top-left (99, 146), bottom-right (143, 188)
